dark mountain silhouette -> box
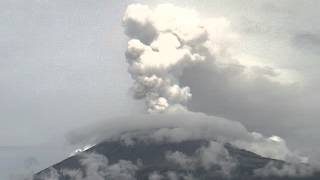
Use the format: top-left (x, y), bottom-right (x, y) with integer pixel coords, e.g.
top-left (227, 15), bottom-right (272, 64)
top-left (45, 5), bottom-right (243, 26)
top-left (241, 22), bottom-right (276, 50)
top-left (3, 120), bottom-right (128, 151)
top-left (33, 139), bottom-right (320, 180)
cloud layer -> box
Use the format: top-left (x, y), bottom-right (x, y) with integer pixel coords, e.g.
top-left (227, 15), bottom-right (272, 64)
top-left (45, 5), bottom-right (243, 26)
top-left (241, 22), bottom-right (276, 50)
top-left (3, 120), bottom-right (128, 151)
top-left (67, 113), bottom-right (304, 163)
top-left (35, 153), bottom-right (139, 180)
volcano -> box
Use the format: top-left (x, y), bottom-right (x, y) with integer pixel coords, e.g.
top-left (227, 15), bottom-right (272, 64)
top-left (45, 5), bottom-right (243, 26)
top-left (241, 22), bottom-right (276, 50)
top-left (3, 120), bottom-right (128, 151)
top-left (33, 139), bottom-right (319, 180)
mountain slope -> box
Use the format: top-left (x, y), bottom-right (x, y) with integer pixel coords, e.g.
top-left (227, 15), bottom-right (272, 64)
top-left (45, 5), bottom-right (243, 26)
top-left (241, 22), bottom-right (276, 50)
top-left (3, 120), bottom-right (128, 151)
top-left (33, 140), bottom-right (320, 180)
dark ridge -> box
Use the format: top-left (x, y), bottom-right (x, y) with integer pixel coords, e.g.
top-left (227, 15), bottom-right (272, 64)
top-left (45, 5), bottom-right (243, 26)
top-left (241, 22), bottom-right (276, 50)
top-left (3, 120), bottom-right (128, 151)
top-left (33, 139), bottom-right (320, 180)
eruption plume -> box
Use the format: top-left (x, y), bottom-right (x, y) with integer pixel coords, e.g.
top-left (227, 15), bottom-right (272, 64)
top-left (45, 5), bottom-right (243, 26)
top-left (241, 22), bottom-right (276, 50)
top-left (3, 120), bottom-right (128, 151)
top-left (119, 3), bottom-right (307, 163)
top-left (123, 4), bottom-right (238, 113)
top-left (67, 3), bottom-right (308, 172)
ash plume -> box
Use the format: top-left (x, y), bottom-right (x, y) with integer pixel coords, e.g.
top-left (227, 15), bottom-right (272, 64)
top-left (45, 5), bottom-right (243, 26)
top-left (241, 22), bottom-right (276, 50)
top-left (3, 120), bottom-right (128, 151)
top-left (123, 3), bottom-right (298, 114)
top-left (63, 3), bottom-right (318, 179)
top-left (118, 3), bottom-right (305, 163)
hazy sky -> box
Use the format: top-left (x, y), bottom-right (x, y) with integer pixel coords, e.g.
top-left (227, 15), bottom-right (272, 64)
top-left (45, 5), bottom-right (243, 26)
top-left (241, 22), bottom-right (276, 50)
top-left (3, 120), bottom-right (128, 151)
top-left (0, 0), bottom-right (139, 178)
top-left (1, 0), bottom-right (320, 179)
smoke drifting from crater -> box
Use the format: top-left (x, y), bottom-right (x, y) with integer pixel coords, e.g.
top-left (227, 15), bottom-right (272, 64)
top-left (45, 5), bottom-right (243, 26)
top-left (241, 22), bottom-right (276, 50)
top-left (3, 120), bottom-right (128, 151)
top-left (123, 3), bottom-right (299, 114)
top-left (48, 3), bottom-right (320, 180)
top-left (66, 4), bottom-right (314, 176)
top-left (115, 3), bottom-right (306, 163)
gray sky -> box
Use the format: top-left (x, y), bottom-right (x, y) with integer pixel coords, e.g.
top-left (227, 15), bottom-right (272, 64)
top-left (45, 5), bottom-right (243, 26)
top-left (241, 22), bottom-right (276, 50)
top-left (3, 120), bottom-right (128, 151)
top-left (0, 0), bottom-right (140, 178)
top-left (1, 0), bottom-right (320, 179)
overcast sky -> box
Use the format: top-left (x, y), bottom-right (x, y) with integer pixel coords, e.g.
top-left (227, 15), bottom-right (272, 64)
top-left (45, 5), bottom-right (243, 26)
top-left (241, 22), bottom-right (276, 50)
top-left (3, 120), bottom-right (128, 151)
top-left (1, 0), bottom-right (320, 179)
top-left (0, 0), bottom-right (140, 178)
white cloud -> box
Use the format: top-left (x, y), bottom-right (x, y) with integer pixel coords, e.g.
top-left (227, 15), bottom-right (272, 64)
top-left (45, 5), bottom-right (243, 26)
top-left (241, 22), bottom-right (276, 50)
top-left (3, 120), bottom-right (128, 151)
top-left (67, 113), bottom-right (304, 162)
top-left (38, 153), bottom-right (140, 180)
top-left (165, 141), bottom-right (236, 176)
top-left (254, 161), bottom-right (317, 177)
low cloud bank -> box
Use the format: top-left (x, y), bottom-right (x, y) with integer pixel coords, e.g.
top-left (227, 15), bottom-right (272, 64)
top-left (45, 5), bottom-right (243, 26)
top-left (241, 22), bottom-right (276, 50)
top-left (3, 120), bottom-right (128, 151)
top-left (255, 162), bottom-right (317, 178)
top-left (166, 141), bottom-right (236, 177)
top-left (67, 113), bottom-right (305, 163)
top-left (35, 153), bottom-right (140, 180)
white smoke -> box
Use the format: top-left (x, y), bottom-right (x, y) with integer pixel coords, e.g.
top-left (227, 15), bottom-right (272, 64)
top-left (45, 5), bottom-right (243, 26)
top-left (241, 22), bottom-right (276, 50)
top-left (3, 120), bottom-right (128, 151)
top-left (232, 133), bottom-right (306, 163)
top-left (165, 151), bottom-right (195, 170)
top-left (120, 3), bottom-right (307, 163)
top-left (37, 153), bottom-right (140, 180)
top-left (124, 4), bottom-right (207, 113)
top-left (123, 3), bottom-right (298, 113)
top-left (165, 141), bottom-right (236, 177)
top-left (36, 168), bottom-right (60, 180)
top-left (197, 141), bottom-right (236, 176)
top-left (148, 172), bottom-right (164, 180)
top-left (64, 5), bottom-right (311, 178)
top-left (254, 161), bottom-right (317, 177)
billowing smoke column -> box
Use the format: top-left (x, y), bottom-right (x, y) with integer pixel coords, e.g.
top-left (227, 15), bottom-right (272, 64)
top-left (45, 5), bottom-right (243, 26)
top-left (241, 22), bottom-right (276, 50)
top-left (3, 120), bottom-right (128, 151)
top-left (122, 3), bottom-right (301, 114)
top-left (123, 4), bottom-right (237, 113)
top-left (118, 3), bottom-right (308, 163)
top-left (61, 5), bottom-right (317, 180)
top-left (29, 3), bottom-right (320, 180)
